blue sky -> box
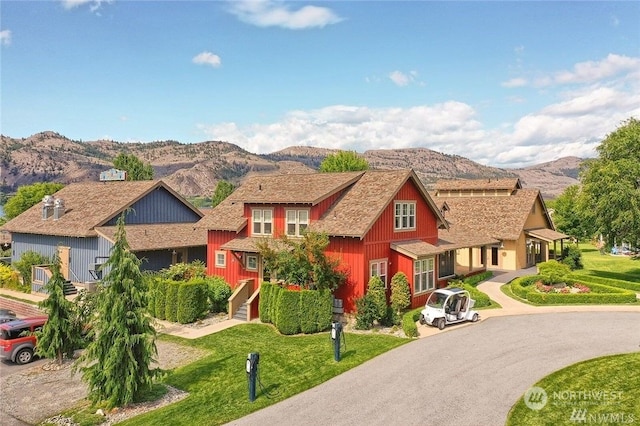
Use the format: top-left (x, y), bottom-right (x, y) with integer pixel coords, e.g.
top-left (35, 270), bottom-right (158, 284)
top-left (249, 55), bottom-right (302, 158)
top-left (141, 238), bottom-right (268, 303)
top-left (1, 1), bottom-right (639, 168)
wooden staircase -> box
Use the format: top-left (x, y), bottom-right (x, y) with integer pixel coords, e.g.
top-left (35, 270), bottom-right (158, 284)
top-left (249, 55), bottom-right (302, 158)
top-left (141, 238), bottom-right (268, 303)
top-left (232, 302), bottom-right (248, 321)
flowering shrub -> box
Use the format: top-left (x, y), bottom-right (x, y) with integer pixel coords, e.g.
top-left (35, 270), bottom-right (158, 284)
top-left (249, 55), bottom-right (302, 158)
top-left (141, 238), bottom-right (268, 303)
top-left (535, 281), bottom-right (591, 294)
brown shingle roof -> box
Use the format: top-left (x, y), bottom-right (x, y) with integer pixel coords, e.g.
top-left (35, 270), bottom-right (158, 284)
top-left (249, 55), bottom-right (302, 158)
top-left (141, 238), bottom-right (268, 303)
top-left (94, 223), bottom-right (207, 252)
top-left (312, 169), bottom-right (446, 238)
top-left (433, 189), bottom-right (544, 241)
top-left (199, 169), bottom-right (447, 239)
top-left (525, 228), bottom-right (568, 242)
top-left (435, 178), bottom-right (521, 192)
top-left (1, 180), bottom-right (201, 237)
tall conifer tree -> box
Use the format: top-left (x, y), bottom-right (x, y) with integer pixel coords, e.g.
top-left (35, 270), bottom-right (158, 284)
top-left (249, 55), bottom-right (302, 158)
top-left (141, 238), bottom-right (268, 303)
top-left (75, 213), bottom-right (160, 408)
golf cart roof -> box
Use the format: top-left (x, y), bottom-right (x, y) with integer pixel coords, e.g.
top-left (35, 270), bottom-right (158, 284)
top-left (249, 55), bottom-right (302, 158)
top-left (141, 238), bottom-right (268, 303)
top-left (435, 287), bottom-right (466, 296)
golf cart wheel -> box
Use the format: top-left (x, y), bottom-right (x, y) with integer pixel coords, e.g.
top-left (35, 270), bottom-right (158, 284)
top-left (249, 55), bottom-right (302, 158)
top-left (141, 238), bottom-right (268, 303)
top-left (419, 314), bottom-right (426, 325)
top-left (472, 313), bottom-right (479, 322)
top-left (437, 318), bottom-right (446, 330)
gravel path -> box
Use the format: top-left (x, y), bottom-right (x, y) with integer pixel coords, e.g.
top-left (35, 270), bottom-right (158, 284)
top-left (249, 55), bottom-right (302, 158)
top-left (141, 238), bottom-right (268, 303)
top-left (0, 340), bottom-right (209, 425)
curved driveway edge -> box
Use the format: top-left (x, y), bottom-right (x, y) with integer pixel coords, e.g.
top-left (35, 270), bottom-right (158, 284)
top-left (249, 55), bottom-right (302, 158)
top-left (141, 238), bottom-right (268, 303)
top-left (228, 312), bottom-right (640, 426)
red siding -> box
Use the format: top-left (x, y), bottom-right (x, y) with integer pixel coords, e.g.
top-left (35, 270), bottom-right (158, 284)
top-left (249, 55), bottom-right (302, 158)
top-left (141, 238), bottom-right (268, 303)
top-left (207, 230), bottom-right (259, 288)
top-left (326, 237), bottom-right (364, 312)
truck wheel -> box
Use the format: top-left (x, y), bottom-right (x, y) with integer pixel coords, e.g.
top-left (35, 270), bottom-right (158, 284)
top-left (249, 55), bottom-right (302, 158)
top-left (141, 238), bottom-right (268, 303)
top-left (15, 348), bottom-right (33, 365)
top-left (419, 314), bottom-right (426, 325)
top-left (472, 313), bottom-right (479, 322)
top-left (437, 318), bottom-right (446, 330)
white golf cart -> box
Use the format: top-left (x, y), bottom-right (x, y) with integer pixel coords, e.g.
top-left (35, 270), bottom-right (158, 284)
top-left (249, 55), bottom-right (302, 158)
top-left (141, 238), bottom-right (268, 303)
top-left (419, 287), bottom-right (479, 330)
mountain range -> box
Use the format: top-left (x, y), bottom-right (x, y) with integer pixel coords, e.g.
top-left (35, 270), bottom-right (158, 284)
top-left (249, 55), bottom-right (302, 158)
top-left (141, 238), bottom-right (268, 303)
top-left (0, 131), bottom-right (583, 199)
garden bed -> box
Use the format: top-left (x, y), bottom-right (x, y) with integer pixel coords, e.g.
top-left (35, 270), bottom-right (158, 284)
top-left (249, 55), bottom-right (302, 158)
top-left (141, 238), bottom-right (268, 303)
top-left (509, 275), bottom-right (637, 305)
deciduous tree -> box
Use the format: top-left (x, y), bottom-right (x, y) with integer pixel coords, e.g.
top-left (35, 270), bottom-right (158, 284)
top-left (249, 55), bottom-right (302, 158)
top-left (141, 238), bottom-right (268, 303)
top-left (3, 182), bottom-right (64, 220)
top-left (113, 153), bottom-right (154, 181)
top-left (319, 150), bottom-right (369, 172)
top-left (211, 180), bottom-right (235, 207)
top-left (75, 214), bottom-right (160, 408)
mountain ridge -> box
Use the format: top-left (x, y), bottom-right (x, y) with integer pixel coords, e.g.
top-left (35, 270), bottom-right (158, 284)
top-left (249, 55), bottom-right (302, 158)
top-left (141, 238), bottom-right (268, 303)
top-left (0, 131), bottom-right (582, 199)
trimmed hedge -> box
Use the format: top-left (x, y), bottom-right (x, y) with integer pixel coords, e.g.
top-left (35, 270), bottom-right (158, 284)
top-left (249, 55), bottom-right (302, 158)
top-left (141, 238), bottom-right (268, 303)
top-left (464, 271), bottom-right (493, 287)
top-left (165, 281), bottom-right (180, 322)
top-left (176, 279), bottom-right (208, 324)
top-left (402, 307), bottom-right (422, 338)
top-left (259, 284), bottom-right (333, 334)
top-left (154, 279), bottom-right (168, 320)
top-left (461, 283), bottom-right (491, 308)
top-left (275, 289), bottom-right (301, 335)
top-left (568, 273), bottom-right (640, 293)
top-left (206, 276), bottom-right (232, 313)
top-left (259, 282), bottom-right (273, 323)
top-left (146, 277), bottom-right (157, 316)
top-left (510, 276), bottom-right (637, 304)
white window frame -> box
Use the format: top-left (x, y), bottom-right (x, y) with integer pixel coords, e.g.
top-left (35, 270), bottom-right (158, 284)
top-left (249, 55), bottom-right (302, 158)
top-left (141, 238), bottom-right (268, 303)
top-left (394, 201), bottom-right (416, 231)
top-left (252, 208), bottom-right (273, 236)
top-left (285, 209), bottom-right (310, 237)
top-left (370, 259), bottom-right (388, 288)
top-left (215, 250), bottom-right (226, 268)
top-left (414, 257), bottom-right (435, 294)
top-left (246, 254), bottom-right (258, 271)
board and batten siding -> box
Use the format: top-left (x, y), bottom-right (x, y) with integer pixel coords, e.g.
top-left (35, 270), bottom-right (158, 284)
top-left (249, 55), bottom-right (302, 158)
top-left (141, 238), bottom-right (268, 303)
top-left (104, 187), bottom-right (201, 225)
top-left (12, 233), bottom-right (106, 283)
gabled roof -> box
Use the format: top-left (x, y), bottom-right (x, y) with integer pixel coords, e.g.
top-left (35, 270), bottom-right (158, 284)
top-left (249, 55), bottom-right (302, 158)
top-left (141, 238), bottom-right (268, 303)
top-left (199, 169), bottom-right (447, 239)
top-left (1, 180), bottom-right (202, 238)
top-left (525, 228), bottom-right (568, 242)
top-left (433, 188), bottom-right (545, 241)
top-left (94, 223), bottom-right (207, 252)
top-left (434, 178), bottom-right (521, 193)
top-left (312, 169), bottom-right (446, 238)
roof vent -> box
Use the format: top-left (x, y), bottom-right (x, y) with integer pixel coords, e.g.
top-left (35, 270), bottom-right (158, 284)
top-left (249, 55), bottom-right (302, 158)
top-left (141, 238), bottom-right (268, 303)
top-left (42, 195), bottom-right (55, 220)
top-left (53, 198), bottom-right (65, 220)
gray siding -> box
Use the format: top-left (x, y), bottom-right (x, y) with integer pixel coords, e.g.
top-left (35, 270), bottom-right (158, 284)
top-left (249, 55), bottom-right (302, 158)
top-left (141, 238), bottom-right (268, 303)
top-left (105, 187), bottom-right (201, 225)
top-left (11, 233), bottom-right (106, 283)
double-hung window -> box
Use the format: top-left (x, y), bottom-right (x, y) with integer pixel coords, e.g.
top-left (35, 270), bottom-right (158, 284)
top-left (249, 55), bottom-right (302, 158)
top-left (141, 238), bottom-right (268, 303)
top-left (215, 251), bottom-right (226, 268)
top-left (395, 201), bottom-right (416, 230)
top-left (252, 209), bottom-right (273, 236)
top-left (285, 209), bottom-right (309, 237)
top-left (370, 259), bottom-right (388, 288)
top-left (246, 254), bottom-right (258, 271)
top-left (414, 258), bottom-right (435, 293)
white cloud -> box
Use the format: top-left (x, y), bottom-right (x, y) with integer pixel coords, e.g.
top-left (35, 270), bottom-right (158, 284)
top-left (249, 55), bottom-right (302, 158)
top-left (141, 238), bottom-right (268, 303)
top-left (227, 0), bottom-right (343, 30)
top-left (389, 70), bottom-right (422, 87)
top-left (61, 0), bottom-right (111, 13)
top-left (195, 54), bottom-right (639, 168)
top-left (501, 77), bottom-right (527, 88)
top-left (0, 30), bottom-right (11, 46)
top-left (192, 51), bottom-right (222, 68)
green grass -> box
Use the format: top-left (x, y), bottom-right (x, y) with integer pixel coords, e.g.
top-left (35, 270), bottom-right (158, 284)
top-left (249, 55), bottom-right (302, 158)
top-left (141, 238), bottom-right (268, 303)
top-left (0, 293), bottom-right (39, 305)
top-left (118, 323), bottom-right (408, 426)
top-left (572, 244), bottom-right (640, 283)
top-left (507, 352), bottom-right (640, 426)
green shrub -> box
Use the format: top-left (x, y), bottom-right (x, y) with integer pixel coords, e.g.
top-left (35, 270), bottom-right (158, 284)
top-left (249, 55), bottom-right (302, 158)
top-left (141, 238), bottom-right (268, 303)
top-left (146, 277), bottom-right (157, 316)
top-left (315, 290), bottom-right (333, 332)
top-left (165, 281), bottom-right (180, 322)
top-left (274, 289), bottom-right (301, 335)
top-left (13, 250), bottom-right (50, 288)
top-left (561, 245), bottom-right (583, 270)
top-left (159, 260), bottom-right (206, 281)
top-left (537, 260), bottom-right (571, 284)
top-left (259, 282), bottom-right (273, 323)
top-left (510, 276), bottom-right (637, 304)
top-left (176, 279), bottom-right (208, 324)
top-left (367, 276), bottom-right (387, 322)
top-left (0, 263), bottom-right (21, 290)
top-left (390, 272), bottom-right (411, 316)
top-left (299, 290), bottom-right (318, 334)
top-left (402, 307), bottom-right (422, 338)
top-left (462, 283), bottom-right (491, 308)
top-left (568, 274), bottom-right (640, 292)
top-left (355, 293), bottom-right (377, 330)
top-left (206, 276), bottom-right (232, 313)
top-left (464, 271), bottom-right (493, 287)
top-left (154, 279), bottom-right (167, 320)
top-left (269, 285), bottom-right (283, 324)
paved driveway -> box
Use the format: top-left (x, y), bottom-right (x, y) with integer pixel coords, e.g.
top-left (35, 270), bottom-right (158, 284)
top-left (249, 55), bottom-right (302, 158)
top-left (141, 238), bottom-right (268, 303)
top-left (229, 312), bottom-right (640, 425)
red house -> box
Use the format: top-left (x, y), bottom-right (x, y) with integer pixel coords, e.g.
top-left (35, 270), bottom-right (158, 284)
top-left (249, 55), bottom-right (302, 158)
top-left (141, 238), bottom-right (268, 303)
top-left (198, 169), bottom-right (492, 313)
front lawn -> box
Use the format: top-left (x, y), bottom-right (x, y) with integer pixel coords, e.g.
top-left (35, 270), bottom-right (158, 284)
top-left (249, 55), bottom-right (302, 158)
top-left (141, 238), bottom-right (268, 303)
top-left (119, 323), bottom-right (408, 425)
top-left (572, 244), bottom-right (640, 284)
top-left (507, 352), bottom-right (640, 425)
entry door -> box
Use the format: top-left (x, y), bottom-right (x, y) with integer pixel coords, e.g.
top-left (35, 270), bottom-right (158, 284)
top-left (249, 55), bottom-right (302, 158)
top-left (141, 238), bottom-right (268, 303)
top-left (491, 246), bottom-right (499, 266)
top-left (58, 246), bottom-right (70, 280)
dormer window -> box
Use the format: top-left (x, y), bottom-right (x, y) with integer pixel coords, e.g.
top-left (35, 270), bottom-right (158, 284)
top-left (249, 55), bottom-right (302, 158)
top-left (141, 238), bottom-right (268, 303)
top-left (286, 209), bottom-right (309, 237)
top-left (252, 208), bottom-right (273, 236)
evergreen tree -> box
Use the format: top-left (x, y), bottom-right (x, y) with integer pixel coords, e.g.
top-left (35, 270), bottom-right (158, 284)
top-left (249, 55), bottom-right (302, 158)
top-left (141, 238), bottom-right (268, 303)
top-left (75, 213), bottom-right (160, 408)
top-left (390, 272), bottom-right (411, 316)
top-left (367, 276), bottom-right (387, 322)
top-left (35, 255), bottom-right (80, 365)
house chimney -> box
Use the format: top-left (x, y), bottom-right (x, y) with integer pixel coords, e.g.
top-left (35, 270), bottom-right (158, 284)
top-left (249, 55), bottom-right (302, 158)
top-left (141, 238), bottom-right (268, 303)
top-left (42, 195), bottom-right (54, 220)
top-left (53, 198), bottom-right (65, 220)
